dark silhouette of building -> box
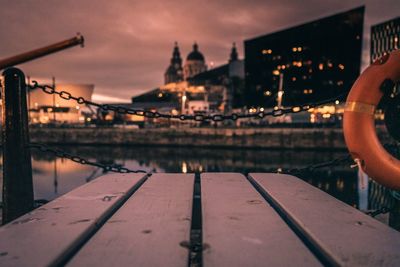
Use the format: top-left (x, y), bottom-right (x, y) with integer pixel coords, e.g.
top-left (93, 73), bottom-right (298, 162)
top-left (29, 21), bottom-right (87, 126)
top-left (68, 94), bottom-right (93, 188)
top-left (371, 16), bottom-right (399, 62)
top-left (135, 43), bottom-right (245, 113)
top-left (244, 6), bottom-right (364, 108)
top-left (184, 43), bottom-right (207, 79)
top-left (189, 43), bottom-right (245, 110)
top-left (164, 42), bottom-right (184, 84)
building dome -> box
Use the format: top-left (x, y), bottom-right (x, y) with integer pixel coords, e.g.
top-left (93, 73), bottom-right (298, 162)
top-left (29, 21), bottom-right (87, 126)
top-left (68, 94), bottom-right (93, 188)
top-left (186, 43), bottom-right (205, 61)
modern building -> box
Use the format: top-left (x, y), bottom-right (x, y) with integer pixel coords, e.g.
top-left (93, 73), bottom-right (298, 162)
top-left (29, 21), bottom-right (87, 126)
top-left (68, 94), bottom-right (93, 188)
top-left (28, 83), bottom-right (94, 124)
top-left (370, 16), bottom-right (400, 63)
top-left (244, 6), bottom-right (364, 108)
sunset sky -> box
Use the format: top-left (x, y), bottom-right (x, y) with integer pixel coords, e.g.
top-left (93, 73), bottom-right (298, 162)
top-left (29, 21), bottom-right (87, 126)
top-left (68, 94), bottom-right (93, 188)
top-left (0, 0), bottom-right (398, 103)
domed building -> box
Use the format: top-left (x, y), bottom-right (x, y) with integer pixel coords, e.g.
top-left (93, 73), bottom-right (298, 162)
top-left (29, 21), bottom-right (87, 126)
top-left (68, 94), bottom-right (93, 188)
top-left (183, 43), bottom-right (207, 80)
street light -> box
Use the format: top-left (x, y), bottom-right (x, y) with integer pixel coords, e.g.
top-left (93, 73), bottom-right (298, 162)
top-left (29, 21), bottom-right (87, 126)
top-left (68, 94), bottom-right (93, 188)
top-left (181, 94), bottom-right (187, 114)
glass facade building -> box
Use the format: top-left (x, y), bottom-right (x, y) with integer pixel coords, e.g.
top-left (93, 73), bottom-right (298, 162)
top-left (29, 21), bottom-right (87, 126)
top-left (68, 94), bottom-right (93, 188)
top-left (371, 16), bottom-right (399, 62)
top-left (244, 7), bottom-right (364, 108)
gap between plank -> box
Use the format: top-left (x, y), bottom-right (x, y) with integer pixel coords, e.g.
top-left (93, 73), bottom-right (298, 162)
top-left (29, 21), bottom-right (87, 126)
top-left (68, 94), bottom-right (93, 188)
top-left (246, 174), bottom-right (340, 267)
top-left (188, 172), bottom-right (203, 267)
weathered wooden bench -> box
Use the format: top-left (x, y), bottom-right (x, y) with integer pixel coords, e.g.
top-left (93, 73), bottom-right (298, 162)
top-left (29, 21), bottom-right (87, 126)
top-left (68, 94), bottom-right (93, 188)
top-left (1, 173), bottom-right (400, 267)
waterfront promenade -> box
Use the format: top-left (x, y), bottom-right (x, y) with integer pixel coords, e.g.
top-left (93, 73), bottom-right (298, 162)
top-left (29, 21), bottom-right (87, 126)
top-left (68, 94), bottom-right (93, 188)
top-left (27, 126), bottom-right (393, 149)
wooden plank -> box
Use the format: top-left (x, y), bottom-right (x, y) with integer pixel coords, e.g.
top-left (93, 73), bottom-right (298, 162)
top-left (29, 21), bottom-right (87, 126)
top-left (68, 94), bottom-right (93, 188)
top-left (68, 173), bottom-right (194, 267)
top-left (0, 173), bottom-right (147, 267)
top-left (201, 173), bottom-right (321, 267)
top-left (249, 173), bottom-right (400, 266)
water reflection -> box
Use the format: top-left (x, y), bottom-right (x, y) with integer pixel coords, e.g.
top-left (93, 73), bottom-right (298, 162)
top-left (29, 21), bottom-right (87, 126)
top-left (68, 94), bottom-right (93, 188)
top-left (1, 146), bottom-right (397, 228)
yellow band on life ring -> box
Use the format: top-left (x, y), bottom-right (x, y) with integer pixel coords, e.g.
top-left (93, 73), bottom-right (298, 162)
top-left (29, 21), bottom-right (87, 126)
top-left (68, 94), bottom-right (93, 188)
top-left (344, 101), bottom-right (376, 115)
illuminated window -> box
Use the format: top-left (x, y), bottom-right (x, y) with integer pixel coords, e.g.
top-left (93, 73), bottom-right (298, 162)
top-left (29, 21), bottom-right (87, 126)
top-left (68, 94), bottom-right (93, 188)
top-left (292, 47), bottom-right (298, 52)
top-left (318, 63), bottom-right (324, 70)
top-left (292, 77), bottom-right (297, 81)
top-left (272, 70), bottom-right (280, 75)
top-left (338, 64), bottom-right (345, 70)
top-left (262, 49), bottom-right (272, 54)
top-left (264, 90), bottom-right (272, 96)
top-left (297, 47), bottom-right (302, 51)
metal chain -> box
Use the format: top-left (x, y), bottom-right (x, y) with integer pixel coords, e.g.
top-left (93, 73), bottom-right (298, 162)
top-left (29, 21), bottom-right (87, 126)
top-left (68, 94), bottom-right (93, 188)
top-left (28, 81), bottom-right (345, 122)
top-left (264, 154), bottom-right (353, 175)
top-left (365, 207), bottom-right (391, 217)
top-left (29, 143), bottom-right (148, 174)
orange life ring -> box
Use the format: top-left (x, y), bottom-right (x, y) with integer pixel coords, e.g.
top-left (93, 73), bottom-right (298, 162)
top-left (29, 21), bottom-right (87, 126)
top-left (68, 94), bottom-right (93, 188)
top-left (343, 49), bottom-right (400, 190)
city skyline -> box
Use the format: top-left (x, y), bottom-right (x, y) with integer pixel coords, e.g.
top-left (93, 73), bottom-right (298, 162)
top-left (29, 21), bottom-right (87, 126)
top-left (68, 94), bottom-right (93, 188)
top-left (0, 0), bottom-right (399, 103)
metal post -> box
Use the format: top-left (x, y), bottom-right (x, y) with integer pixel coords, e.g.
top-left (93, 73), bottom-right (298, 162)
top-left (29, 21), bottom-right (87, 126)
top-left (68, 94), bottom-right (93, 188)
top-left (1, 67), bottom-right (34, 224)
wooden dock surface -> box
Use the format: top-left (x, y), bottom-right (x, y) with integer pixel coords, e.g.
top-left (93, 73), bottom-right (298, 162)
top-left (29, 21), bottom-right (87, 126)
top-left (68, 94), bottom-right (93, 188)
top-left (1, 172), bottom-right (400, 267)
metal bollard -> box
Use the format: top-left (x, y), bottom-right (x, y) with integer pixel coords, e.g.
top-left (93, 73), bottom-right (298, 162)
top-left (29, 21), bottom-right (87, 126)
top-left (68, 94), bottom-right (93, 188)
top-left (1, 67), bottom-right (33, 224)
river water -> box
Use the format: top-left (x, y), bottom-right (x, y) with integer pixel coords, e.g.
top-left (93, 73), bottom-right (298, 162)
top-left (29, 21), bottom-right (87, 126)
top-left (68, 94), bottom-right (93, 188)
top-left (1, 145), bottom-right (398, 228)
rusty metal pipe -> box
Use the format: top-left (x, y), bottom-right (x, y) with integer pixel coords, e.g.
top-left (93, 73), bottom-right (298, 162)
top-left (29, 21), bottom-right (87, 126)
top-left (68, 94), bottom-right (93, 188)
top-left (0, 33), bottom-right (84, 70)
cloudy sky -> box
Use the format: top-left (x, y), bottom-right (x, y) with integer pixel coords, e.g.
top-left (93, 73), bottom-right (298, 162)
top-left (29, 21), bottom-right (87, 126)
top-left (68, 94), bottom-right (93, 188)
top-left (0, 0), bottom-right (398, 103)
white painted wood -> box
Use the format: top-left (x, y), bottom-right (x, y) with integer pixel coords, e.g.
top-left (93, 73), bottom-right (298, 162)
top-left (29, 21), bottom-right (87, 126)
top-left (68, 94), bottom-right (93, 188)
top-left (68, 173), bottom-right (194, 267)
top-left (250, 173), bottom-right (400, 266)
top-left (0, 173), bottom-right (147, 267)
top-left (201, 173), bottom-right (321, 267)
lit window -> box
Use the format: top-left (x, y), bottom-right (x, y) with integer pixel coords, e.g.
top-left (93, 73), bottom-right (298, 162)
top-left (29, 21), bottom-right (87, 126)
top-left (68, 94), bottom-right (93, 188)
top-left (292, 47), bottom-right (298, 52)
top-left (318, 63), bottom-right (324, 70)
top-left (158, 93), bottom-right (163, 98)
top-left (297, 47), bottom-right (302, 52)
top-left (272, 70), bottom-right (280, 76)
top-left (292, 77), bottom-right (297, 81)
top-left (264, 90), bottom-right (272, 96)
top-left (338, 64), bottom-right (345, 70)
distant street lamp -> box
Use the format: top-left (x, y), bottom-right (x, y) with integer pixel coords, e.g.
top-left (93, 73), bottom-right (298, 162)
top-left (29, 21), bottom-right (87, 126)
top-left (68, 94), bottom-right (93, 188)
top-left (181, 94), bottom-right (187, 114)
top-left (277, 73), bottom-right (285, 109)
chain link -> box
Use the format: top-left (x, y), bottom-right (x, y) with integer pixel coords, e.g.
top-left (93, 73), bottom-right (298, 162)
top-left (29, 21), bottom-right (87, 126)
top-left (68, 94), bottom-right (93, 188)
top-left (260, 154), bottom-right (353, 175)
top-left (28, 81), bottom-right (344, 122)
top-left (364, 206), bottom-right (391, 217)
top-left (29, 143), bottom-right (148, 174)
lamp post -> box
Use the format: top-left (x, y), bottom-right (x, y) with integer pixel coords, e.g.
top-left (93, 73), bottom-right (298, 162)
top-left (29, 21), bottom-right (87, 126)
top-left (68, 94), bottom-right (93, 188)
top-left (181, 94), bottom-right (187, 114)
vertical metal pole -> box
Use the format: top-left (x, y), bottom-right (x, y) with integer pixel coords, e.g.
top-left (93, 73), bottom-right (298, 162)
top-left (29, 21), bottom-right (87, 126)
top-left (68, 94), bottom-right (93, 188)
top-left (52, 76), bottom-right (56, 123)
top-left (389, 195), bottom-right (400, 231)
top-left (2, 67), bottom-right (34, 224)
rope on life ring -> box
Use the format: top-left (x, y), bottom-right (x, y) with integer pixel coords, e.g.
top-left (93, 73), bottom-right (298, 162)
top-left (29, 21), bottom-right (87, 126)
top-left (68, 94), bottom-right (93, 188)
top-left (343, 49), bottom-right (400, 190)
